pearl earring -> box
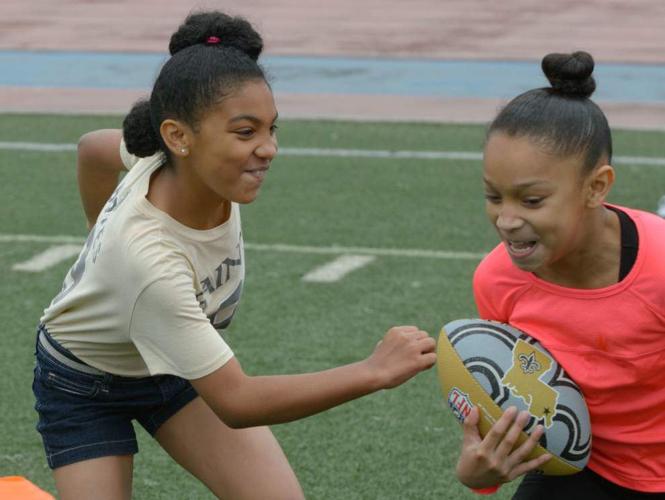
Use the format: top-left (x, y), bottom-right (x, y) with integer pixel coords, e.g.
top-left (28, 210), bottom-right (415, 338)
top-left (180, 147), bottom-right (188, 154)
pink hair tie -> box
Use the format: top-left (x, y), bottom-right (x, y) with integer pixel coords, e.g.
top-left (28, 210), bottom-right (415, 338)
top-left (206, 36), bottom-right (221, 45)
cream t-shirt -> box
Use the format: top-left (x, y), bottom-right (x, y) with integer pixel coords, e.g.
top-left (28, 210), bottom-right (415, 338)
top-left (41, 145), bottom-right (243, 378)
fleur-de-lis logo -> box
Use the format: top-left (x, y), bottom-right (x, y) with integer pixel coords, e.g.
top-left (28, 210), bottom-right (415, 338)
top-left (503, 340), bottom-right (558, 428)
top-left (519, 351), bottom-right (541, 374)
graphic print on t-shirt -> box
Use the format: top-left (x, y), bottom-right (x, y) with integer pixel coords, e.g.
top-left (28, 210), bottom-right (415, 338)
top-left (195, 238), bottom-right (244, 330)
top-left (52, 181), bottom-right (131, 306)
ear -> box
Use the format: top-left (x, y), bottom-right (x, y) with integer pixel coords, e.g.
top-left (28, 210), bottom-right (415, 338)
top-left (585, 164), bottom-right (615, 208)
top-left (159, 119), bottom-right (193, 158)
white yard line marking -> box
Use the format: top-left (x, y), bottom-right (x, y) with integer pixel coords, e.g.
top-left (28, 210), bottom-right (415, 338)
top-left (0, 141), bottom-right (76, 152)
top-left (612, 155), bottom-right (665, 166)
top-left (245, 241), bottom-right (484, 260)
top-left (0, 234), bottom-right (86, 244)
top-left (1, 141), bottom-right (663, 166)
top-left (302, 254), bottom-right (376, 283)
top-left (0, 233), bottom-right (485, 261)
top-left (12, 244), bottom-right (82, 272)
top-left (280, 147), bottom-right (483, 161)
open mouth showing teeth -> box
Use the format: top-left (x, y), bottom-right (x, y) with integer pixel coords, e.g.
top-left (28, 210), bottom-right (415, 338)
top-left (507, 240), bottom-right (537, 255)
top-left (246, 169), bottom-right (267, 179)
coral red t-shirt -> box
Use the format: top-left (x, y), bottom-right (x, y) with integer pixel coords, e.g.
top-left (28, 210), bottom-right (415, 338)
top-left (473, 206), bottom-right (665, 493)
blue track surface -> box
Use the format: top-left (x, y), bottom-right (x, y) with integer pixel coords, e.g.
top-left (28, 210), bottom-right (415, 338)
top-left (2, 50), bottom-right (664, 102)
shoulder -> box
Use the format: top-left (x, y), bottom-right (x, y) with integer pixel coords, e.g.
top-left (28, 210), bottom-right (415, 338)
top-left (124, 228), bottom-right (194, 284)
top-left (622, 206), bottom-right (665, 275)
top-left (624, 205), bottom-right (665, 231)
top-left (474, 243), bottom-right (518, 286)
top-left (619, 207), bottom-right (665, 314)
top-left (473, 243), bottom-right (532, 320)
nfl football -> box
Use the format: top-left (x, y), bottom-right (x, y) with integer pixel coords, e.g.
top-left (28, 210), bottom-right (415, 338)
top-left (436, 318), bottom-right (591, 474)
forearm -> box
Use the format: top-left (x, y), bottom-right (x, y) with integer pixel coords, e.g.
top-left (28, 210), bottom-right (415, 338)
top-left (239, 362), bottom-right (382, 426)
top-left (196, 359), bottom-right (383, 428)
top-left (193, 326), bottom-right (435, 428)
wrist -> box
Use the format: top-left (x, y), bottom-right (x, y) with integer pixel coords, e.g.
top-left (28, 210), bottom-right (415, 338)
top-left (358, 358), bottom-right (386, 393)
top-left (456, 463), bottom-right (499, 492)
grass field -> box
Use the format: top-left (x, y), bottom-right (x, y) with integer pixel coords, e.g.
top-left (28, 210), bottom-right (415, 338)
top-left (1, 114), bottom-right (664, 499)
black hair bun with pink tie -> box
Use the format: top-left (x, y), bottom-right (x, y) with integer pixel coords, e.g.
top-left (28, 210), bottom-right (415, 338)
top-left (168, 11), bottom-right (263, 61)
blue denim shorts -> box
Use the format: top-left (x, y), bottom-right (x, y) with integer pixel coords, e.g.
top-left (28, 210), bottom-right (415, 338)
top-left (32, 324), bottom-right (198, 469)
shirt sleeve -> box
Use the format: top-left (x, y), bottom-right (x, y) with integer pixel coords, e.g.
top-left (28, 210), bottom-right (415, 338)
top-left (473, 266), bottom-right (498, 321)
top-left (130, 271), bottom-right (234, 379)
top-left (472, 250), bottom-right (509, 323)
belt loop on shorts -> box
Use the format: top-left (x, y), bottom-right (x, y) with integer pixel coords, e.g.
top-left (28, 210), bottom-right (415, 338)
top-left (38, 328), bottom-right (104, 376)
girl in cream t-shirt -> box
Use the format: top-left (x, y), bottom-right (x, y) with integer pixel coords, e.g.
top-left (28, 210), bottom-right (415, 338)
top-left (32, 10), bottom-right (439, 500)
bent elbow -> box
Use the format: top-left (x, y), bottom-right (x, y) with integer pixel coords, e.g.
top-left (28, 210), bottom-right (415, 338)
top-left (222, 417), bottom-right (250, 430)
top-left (211, 406), bottom-right (255, 429)
top-left (77, 132), bottom-right (94, 160)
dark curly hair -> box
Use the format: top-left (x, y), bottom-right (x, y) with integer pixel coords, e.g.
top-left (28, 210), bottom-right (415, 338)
top-left (123, 11), bottom-right (267, 158)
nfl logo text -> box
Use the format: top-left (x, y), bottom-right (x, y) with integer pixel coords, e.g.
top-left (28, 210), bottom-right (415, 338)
top-left (448, 387), bottom-right (474, 423)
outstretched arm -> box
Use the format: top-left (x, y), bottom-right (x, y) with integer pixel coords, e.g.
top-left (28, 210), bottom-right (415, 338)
top-left (191, 326), bottom-right (437, 429)
top-left (77, 129), bottom-right (125, 229)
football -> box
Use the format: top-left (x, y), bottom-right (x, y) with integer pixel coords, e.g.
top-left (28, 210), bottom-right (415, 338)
top-left (436, 318), bottom-right (591, 475)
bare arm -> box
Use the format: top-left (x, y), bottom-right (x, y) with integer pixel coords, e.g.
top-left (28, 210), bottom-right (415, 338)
top-left (191, 326), bottom-right (436, 428)
top-left (77, 129), bottom-right (126, 229)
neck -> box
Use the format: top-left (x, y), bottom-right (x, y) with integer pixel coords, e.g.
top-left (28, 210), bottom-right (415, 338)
top-left (535, 206), bottom-right (621, 289)
top-left (147, 164), bottom-right (231, 230)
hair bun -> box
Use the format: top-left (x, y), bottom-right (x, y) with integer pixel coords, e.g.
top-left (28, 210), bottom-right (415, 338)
top-left (168, 11), bottom-right (263, 61)
top-left (541, 51), bottom-right (596, 98)
top-left (122, 98), bottom-right (160, 157)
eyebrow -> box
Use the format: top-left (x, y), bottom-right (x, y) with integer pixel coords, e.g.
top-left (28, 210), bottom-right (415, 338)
top-left (483, 178), bottom-right (552, 189)
top-left (229, 112), bottom-right (279, 125)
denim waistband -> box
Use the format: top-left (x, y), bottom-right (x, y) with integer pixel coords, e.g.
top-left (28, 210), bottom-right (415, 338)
top-left (37, 324), bottom-right (104, 376)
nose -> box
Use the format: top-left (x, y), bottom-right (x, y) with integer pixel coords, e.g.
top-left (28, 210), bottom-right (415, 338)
top-left (496, 215), bottom-right (524, 231)
top-left (256, 135), bottom-right (278, 160)
top-left (494, 207), bottom-right (524, 232)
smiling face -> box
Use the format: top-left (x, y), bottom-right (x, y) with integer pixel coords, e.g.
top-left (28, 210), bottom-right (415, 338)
top-left (483, 132), bottom-right (596, 277)
top-left (184, 78), bottom-right (278, 206)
